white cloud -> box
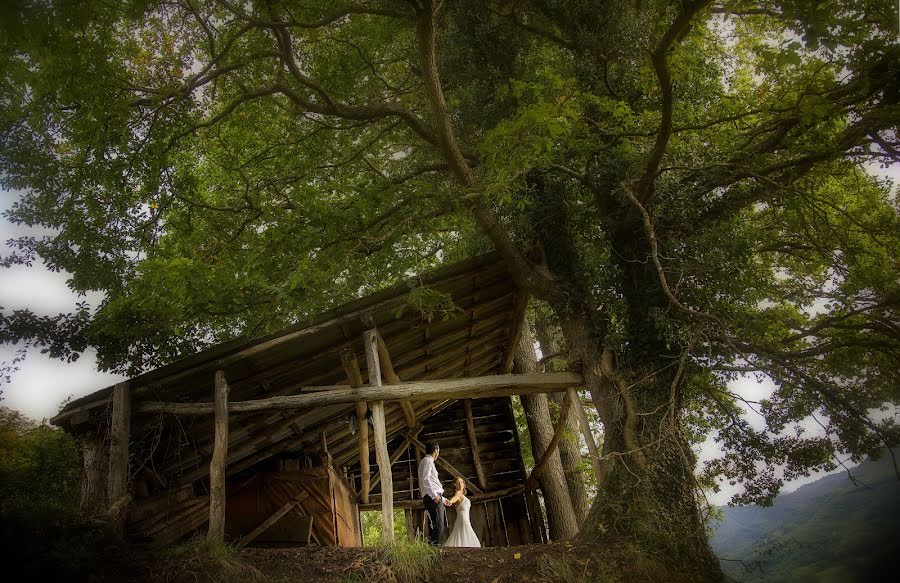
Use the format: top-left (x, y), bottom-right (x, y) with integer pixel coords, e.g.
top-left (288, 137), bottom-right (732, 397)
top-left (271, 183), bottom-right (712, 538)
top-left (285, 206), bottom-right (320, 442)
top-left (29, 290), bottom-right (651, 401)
top-left (0, 344), bottom-right (125, 420)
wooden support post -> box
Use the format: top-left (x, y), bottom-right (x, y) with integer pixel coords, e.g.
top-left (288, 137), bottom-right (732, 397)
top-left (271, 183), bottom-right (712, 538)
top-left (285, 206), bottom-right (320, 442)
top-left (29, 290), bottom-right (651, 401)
top-left (107, 382), bottom-right (130, 536)
top-left (464, 399), bottom-right (488, 490)
top-left (341, 349), bottom-right (370, 504)
top-left (405, 508), bottom-right (415, 543)
top-left (207, 370), bottom-right (229, 543)
top-left (362, 313), bottom-right (416, 428)
top-left (526, 389), bottom-right (573, 489)
top-left (321, 429), bottom-right (333, 469)
top-left (236, 491), bottom-right (309, 549)
top-left (363, 330), bottom-right (394, 543)
top-left (569, 387), bottom-right (603, 483)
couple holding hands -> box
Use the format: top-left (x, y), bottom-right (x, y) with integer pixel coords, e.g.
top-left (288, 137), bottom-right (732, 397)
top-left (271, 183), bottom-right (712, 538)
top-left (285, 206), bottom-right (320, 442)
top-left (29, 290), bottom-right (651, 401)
top-left (417, 442), bottom-right (481, 547)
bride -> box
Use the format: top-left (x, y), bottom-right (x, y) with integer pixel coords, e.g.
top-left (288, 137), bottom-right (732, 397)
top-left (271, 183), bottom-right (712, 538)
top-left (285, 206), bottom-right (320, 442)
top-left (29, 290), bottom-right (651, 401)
top-left (443, 477), bottom-right (481, 547)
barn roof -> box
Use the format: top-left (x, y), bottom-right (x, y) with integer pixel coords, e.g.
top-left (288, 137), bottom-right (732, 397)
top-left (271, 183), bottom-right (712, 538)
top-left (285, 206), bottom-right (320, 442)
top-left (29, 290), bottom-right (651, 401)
top-left (53, 251), bottom-right (530, 488)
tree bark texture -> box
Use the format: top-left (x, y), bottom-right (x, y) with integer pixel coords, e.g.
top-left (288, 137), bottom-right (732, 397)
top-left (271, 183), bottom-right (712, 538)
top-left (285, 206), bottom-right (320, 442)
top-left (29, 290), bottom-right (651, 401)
top-left (107, 382), bottom-right (130, 536)
top-left (549, 391), bottom-right (590, 523)
top-left (534, 315), bottom-right (591, 524)
top-left (560, 315), bottom-right (723, 581)
top-left (416, 2), bottom-right (723, 575)
top-left (514, 324), bottom-right (579, 541)
top-left (207, 370), bottom-right (229, 543)
top-left (79, 433), bottom-right (108, 515)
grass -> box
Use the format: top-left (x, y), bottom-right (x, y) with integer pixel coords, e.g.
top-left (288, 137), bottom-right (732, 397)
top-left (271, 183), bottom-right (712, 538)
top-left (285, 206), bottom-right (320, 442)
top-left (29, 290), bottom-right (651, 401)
top-left (539, 551), bottom-right (611, 583)
top-left (154, 535), bottom-right (272, 583)
top-left (379, 539), bottom-right (440, 583)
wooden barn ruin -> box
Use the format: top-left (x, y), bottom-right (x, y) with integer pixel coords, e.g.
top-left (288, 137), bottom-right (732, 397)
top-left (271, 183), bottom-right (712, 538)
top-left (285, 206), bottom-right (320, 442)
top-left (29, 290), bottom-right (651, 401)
top-left (52, 252), bottom-right (596, 548)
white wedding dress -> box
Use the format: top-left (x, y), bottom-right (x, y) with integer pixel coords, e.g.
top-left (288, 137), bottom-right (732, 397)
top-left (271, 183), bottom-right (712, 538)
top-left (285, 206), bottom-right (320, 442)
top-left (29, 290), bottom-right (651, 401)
top-left (444, 496), bottom-right (481, 547)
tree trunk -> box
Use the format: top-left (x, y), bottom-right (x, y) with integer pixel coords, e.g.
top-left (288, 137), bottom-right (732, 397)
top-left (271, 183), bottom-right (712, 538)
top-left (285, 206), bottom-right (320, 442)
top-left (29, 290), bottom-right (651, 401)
top-left (79, 433), bottom-right (108, 515)
top-left (533, 315), bottom-right (591, 524)
top-left (514, 324), bottom-right (579, 541)
top-left (549, 391), bottom-right (590, 523)
top-left (561, 315), bottom-right (724, 581)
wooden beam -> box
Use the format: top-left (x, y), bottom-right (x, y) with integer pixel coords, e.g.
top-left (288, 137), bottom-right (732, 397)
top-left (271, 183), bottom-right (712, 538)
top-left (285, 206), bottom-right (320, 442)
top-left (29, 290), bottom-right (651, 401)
top-left (359, 486), bottom-right (524, 511)
top-left (569, 387), bottom-right (602, 483)
top-left (207, 370), bottom-right (229, 543)
top-left (107, 382), bottom-right (130, 536)
top-left (525, 389), bottom-right (573, 490)
top-left (501, 291), bottom-right (530, 374)
top-left (138, 372), bottom-right (584, 415)
top-left (235, 491), bottom-right (310, 550)
top-left (464, 399), bottom-right (488, 491)
top-left (362, 313), bottom-right (416, 428)
top-left (405, 433), bottom-right (484, 495)
top-left (363, 329), bottom-right (394, 543)
top-left (341, 348), bottom-right (369, 505)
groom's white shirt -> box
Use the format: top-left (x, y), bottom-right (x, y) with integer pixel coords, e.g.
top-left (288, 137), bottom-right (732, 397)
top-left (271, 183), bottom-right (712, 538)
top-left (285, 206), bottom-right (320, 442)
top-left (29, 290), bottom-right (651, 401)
top-left (418, 454), bottom-right (445, 502)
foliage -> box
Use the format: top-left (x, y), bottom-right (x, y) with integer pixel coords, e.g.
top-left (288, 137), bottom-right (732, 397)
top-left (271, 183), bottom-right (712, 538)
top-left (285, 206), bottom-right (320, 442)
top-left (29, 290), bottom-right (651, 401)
top-left (394, 285), bottom-right (463, 324)
top-left (1, 0), bottom-right (899, 573)
top-left (0, 407), bottom-right (131, 581)
top-left (378, 539), bottom-right (440, 583)
top-left (0, 406), bottom-right (80, 514)
top-left (361, 509), bottom-right (410, 546)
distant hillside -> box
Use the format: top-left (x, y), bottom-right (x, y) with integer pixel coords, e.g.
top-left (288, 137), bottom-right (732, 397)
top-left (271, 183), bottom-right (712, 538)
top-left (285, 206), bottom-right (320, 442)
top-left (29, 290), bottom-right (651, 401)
top-left (711, 450), bottom-right (900, 582)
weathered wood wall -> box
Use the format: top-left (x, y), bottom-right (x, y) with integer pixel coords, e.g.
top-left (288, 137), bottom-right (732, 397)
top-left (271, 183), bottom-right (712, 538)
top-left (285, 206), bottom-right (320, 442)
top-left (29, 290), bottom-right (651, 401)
top-left (354, 396), bottom-right (539, 546)
top-left (225, 467), bottom-right (358, 547)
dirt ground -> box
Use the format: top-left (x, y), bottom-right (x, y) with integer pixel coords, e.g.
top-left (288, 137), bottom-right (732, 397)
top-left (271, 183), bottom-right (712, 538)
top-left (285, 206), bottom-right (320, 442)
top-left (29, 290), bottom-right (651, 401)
top-left (241, 542), bottom-right (612, 582)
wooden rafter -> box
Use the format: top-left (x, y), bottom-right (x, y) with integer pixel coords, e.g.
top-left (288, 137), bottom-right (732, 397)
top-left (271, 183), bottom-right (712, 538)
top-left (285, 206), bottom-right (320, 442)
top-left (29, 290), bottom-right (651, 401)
top-left (464, 399), bottom-right (488, 490)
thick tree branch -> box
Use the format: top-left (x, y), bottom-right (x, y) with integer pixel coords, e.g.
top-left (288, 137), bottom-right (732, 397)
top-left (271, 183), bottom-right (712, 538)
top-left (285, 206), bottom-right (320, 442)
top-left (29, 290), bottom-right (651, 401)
top-left (634, 0), bottom-right (712, 203)
top-left (414, 0), bottom-right (563, 302)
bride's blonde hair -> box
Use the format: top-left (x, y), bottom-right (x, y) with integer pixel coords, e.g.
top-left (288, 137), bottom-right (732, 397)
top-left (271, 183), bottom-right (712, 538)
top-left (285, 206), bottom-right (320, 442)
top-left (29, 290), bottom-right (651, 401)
top-left (454, 477), bottom-right (466, 495)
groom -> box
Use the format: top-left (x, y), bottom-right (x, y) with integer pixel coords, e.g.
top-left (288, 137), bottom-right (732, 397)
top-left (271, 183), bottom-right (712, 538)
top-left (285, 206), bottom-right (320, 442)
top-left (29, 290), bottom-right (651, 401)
top-left (418, 441), bottom-right (450, 545)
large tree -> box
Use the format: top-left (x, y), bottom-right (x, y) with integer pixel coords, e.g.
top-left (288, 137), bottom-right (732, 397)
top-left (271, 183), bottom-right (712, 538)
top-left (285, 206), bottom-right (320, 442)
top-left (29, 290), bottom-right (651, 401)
top-left (2, 1), bottom-right (899, 578)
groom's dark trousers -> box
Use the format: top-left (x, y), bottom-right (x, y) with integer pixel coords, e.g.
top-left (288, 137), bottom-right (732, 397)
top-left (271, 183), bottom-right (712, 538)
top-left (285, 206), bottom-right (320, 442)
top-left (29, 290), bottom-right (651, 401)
top-left (423, 495), bottom-right (445, 545)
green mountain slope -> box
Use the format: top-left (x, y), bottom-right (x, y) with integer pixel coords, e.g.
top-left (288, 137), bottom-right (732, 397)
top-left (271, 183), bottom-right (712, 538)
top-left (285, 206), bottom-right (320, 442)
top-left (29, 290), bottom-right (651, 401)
top-left (711, 450), bottom-right (900, 582)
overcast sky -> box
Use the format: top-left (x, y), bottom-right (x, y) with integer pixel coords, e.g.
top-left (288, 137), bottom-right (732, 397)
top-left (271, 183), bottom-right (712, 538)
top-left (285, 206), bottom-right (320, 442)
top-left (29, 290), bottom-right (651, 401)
top-left (1, 159), bottom-right (896, 504)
